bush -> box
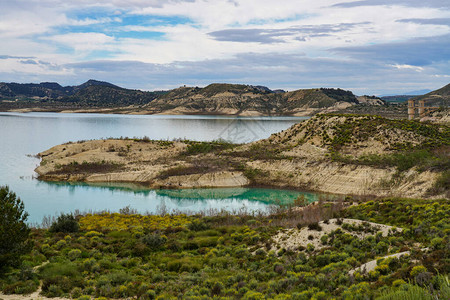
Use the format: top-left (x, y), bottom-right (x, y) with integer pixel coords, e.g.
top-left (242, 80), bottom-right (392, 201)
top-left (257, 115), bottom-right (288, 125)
top-left (68, 249), bottom-right (82, 261)
top-left (308, 222), bottom-right (322, 231)
top-left (243, 291), bottom-right (265, 300)
top-left (49, 213), bottom-right (79, 233)
top-left (2, 280), bottom-right (39, 294)
top-left (430, 237), bottom-right (443, 250)
top-left (0, 186), bottom-right (31, 269)
top-left (410, 265), bottom-right (427, 277)
top-left (188, 220), bottom-right (210, 231)
top-left (141, 233), bottom-right (167, 250)
top-left (71, 287), bottom-right (83, 298)
top-left (429, 170), bottom-right (450, 196)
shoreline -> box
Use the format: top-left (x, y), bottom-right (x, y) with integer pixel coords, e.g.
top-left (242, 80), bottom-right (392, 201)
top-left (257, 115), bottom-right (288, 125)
top-left (37, 178), bottom-right (352, 198)
top-left (34, 114), bottom-right (449, 199)
top-left (2, 106), bottom-right (318, 117)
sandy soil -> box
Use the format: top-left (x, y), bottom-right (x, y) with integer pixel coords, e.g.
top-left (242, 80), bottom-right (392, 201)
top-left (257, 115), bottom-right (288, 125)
top-left (35, 139), bottom-right (249, 189)
top-left (270, 218), bottom-right (401, 252)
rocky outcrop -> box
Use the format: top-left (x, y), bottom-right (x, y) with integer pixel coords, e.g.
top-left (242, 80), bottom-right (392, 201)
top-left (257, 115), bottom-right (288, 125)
top-left (357, 95), bottom-right (385, 106)
top-left (143, 84), bottom-right (359, 116)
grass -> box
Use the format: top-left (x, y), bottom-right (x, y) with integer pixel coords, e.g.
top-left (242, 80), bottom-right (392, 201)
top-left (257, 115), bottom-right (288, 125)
top-left (226, 142), bottom-right (290, 161)
top-left (427, 170), bottom-right (450, 197)
top-left (315, 114), bottom-right (450, 152)
top-left (184, 140), bottom-right (236, 155)
top-left (156, 165), bottom-right (213, 179)
top-left (331, 148), bottom-right (450, 173)
top-left (48, 161), bottom-right (124, 175)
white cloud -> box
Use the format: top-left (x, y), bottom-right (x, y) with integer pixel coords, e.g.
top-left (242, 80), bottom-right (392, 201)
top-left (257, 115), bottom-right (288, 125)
top-left (0, 0), bottom-right (449, 93)
top-left (390, 64), bottom-right (424, 72)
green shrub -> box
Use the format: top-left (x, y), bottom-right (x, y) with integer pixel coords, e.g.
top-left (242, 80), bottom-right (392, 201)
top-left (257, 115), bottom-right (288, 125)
top-left (308, 222), bottom-right (322, 231)
top-left (106, 271), bottom-right (133, 285)
top-left (185, 142), bottom-right (213, 154)
top-left (85, 231), bottom-right (102, 237)
top-left (167, 260), bottom-right (183, 272)
top-left (49, 213), bottom-right (79, 233)
top-left (376, 284), bottom-right (436, 300)
top-left (1, 280), bottom-right (39, 294)
top-left (410, 265), bottom-right (427, 277)
top-left (54, 239), bottom-right (67, 250)
top-left (430, 237), bottom-right (443, 250)
top-left (68, 249), bottom-right (82, 261)
top-left (39, 262), bottom-right (81, 279)
top-left (429, 170), bottom-right (450, 196)
top-left (188, 220), bottom-right (211, 231)
top-left (71, 287), bottom-right (83, 298)
top-left (141, 233), bottom-right (167, 250)
top-left (46, 284), bottom-right (64, 297)
top-left (145, 289), bottom-right (156, 300)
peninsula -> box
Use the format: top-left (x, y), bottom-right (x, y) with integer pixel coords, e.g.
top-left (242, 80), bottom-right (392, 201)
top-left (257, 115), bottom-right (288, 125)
top-left (35, 114), bottom-right (449, 199)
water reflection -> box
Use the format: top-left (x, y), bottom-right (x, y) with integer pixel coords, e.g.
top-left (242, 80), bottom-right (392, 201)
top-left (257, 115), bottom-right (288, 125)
top-left (0, 112), bottom-right (310, 223)
top-left (41, 181), bottom-right (319, 209)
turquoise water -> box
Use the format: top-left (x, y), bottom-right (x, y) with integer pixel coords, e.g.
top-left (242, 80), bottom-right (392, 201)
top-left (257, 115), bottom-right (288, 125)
top-left (0, 112), bottom-right (310, 223)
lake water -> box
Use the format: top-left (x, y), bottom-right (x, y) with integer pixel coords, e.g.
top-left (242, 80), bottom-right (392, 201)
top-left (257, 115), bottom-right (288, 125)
top-left (0, 112), bottom-right (316, 224)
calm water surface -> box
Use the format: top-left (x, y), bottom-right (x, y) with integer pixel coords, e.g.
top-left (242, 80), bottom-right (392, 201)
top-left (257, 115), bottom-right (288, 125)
top-left (0, 112), bottom-right (315, 223)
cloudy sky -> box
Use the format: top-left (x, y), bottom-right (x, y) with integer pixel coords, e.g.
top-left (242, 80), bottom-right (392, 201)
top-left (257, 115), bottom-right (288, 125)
top-left (1, 0), bottom-right (449, 95)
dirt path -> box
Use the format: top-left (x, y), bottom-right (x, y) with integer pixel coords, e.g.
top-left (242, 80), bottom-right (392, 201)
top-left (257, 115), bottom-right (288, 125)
top-left (0, 284), bottom-right (68, 300)
top-left (0, 263), bottom-right (67, 300)
top-left (349, 251), bottom-right (410, 275)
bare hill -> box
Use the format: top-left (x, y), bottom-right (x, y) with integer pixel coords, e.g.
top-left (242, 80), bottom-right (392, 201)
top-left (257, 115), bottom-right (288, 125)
top-left (144, 84), bottom-right (358, 115)
top-left (412, 83), bottom-right (450, 107)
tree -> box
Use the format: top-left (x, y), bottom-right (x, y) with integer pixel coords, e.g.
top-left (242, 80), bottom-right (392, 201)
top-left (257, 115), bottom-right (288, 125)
top-left (0, 186), bottom-right (31, 269)
top-left (49, 213), bottom-right (79, 233)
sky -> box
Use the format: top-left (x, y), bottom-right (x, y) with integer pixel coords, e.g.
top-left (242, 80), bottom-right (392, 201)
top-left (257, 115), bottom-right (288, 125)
top-left (1, 0), bottom-right (450, 95)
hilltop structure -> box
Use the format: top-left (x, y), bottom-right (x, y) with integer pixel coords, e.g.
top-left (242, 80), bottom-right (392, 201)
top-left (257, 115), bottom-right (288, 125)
top-left (407, 99), bottom-right (439, 120)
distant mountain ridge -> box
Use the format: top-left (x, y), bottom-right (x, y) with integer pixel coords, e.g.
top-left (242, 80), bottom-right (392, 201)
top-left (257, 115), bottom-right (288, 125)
top-left (0, 79), bottom-right (117, 99)
top-left (0, 80), bottom-right (386, 115)
top-left (380, 89), bottom-right (432, 97)
top-left (380, 95), bottom-right (417, 103)
top-left (0, 79), bottom-right (160, 107)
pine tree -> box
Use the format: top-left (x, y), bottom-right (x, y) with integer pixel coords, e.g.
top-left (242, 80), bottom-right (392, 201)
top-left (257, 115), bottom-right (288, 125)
top-left (0, 186), bottom-right (31, 269)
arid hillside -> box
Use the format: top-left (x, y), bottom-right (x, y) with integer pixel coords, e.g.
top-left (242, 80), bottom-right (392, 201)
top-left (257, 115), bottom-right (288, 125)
top-left (139, 84), bottom-right (359, 116)
top-left (1, 81), bottom-right (371, 116)
top-left (35, 114), bottom-right (449, 198)
top-left (412, 83), bottom-right (450, 107)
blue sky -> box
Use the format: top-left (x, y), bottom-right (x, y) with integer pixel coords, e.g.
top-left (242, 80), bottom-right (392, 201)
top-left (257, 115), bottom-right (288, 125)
top-left (0, 0), bottom-right (449, 95)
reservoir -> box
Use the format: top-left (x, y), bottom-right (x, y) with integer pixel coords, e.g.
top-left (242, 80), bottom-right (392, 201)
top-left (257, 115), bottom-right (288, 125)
top-left (0, 112), bottom-right (315, 224)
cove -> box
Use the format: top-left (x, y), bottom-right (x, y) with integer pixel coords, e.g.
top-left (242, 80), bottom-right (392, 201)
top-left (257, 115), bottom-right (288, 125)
top-left (0, 112), bottom-right (313, 223)
top-left (41, 181), bottom-right (322, 215)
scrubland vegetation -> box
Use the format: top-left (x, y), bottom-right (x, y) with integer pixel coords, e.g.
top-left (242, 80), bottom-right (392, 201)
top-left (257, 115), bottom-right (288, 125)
top-left (16, 114), bottom-right (449, 299)
top-left (0, 190), bottom-right (448, 299)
